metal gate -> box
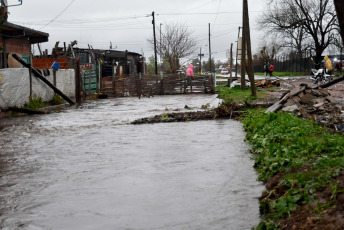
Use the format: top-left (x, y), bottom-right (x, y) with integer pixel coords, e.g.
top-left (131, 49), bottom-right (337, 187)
top-left (81, 64), bottom-right (98, 96)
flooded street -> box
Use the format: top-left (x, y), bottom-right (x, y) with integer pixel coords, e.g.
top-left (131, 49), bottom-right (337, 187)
top-left (0, 95), bottom-right (263, 230)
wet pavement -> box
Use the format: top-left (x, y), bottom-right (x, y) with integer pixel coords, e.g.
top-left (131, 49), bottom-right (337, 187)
top-left (0, 95), bottom-right (263, 230)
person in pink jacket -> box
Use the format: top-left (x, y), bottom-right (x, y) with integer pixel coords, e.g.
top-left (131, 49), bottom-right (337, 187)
top-left (186, 64), bottom-right (194, 79)
top-left (186, 64), bottom-right (194, 92)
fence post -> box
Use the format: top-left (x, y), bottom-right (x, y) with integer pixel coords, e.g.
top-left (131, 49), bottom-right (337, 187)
top-left (74, 59), bottom-right (81, 104)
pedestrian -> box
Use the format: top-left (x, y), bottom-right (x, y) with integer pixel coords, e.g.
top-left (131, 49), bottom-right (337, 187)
top-left (263, 64), bottom-right (267, 76)
top-left (269, 64), bottom-right (274, 76)
top-left (324, 56), bottom-right (333, 76)
top-left (186, 64), bottom-right (194, 92)
top-left (266, 62), bottom-right (271, 76)
top-left (335, 61), bottom-right (342, 74)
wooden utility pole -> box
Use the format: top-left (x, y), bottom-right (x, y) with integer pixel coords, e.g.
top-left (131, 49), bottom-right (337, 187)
top-left (235, 27), bottom-right (241, 78)
top-left (243, 0), bottom-right (256, 96)
top-left (229, 43), bottom-right (233, 86)
top-left (334, 1), bottom-right (344, 45)
top-left (208, 23), bottom-right (212, 75)
top-left (241, 3), bottom-right (246, 90)
top-left (152, 11), bottom-right (158, 75)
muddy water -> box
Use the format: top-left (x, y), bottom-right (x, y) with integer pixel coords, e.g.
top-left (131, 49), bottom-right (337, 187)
top-left (0, 95), bottom-right (263, 230)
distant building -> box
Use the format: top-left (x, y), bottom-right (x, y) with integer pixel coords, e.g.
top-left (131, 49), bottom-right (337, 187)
top-left (72, 48), bottom-right (144, 75)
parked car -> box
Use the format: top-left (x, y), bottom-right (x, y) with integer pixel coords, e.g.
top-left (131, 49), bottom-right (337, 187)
top-left (221, 68), bottom-right (230, 75)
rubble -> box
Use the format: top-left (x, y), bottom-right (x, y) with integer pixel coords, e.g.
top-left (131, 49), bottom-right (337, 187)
top-left (266, 83), bottom-right (344, 133)
top-left (255, 79), bottom-right (280, 88)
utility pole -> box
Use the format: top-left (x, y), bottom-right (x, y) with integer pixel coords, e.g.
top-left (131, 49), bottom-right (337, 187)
top-left (230, 43), bottom-right (233, 86)
top-left (243, 0), bottom-right (256, 96)
top-left (199, 47), bottom-right (204, 74)
top-left (152, 11), bottom-right (158, 75)
top-left (160, 23), bottom-right (163, 65)
top-left (241, 7), bottom-right (246, 90)
top-left (208, 23), bottom-right (212, 75)
top-left (235, 27), bottom-right (241, 78)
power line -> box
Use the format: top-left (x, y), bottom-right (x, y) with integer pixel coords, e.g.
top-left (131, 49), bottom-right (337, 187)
top-left (38, 0), bottom-right (77, 30)
top-left (158, 11), bottom-right (261, 16)
top-left (211, 0), bottom-right (222, 33)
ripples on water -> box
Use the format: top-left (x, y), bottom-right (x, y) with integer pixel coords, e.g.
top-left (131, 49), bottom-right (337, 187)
top-left (0, 95), bottom-right (263, 230)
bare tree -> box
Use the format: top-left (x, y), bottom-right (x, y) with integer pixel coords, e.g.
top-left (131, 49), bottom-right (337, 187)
top-left (148, 23), bottom-right (197, 73)
top-left (259, 0), bottom-right (338, 67)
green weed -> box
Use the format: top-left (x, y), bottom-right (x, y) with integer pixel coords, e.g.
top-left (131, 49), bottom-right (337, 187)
top-left (24, 96), bottom-right (46, 110)
top-left (160, 113), bottom-right (169, 120)
top-left (50, 94), bottom-right (64, 105)
top-left (244, 111), bottom-right (344, 229)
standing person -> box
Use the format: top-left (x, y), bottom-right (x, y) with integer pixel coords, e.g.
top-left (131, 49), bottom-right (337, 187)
top-left (266, 62), bottom-right (271, 76)
top-left (263, 63), bottom-right (267, 76)
top-left (335, 61), bottom-right (342, 74)
top-left (186, 64), bottom-right (194, 92)
top-left (269, 63), bottom-right (274, 76)
top-left (324, 56), bottom-right (333, 75)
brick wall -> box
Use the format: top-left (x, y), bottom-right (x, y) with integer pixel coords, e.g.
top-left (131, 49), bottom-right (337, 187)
top-left (33, 58), bottom-right (71, 69)
top-left (5, 38), bottom-right (30, 55)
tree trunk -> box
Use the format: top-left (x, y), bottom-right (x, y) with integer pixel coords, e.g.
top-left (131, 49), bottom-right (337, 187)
top-left (334, 0), bottom-right (344, 45)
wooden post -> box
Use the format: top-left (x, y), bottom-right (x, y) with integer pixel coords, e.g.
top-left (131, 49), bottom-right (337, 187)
top-left (53, 69), bottom-right (57, 86)
top-left (37, 43), bottom-right (43, 58)
top-left (160, 78), bottom-right (164, 95)
top-left (334, 0), bottom-right (344, 44)
top-left (190, 77), bottom-right (193, 93)
top-left (230, 43), bottom-right (233, 87)
top-left (51, 41), bottom-right (59, 58)
top-left (243, 0), bottom-right (256, 97)
top-left (235, 27), bottom-right (241, 78)
top-left (29, 42), bottom-right (33, 97)
top-left (3, 38), bottom-right (7, 68)
top-left (241, 3), bottom-right (247, 90)
top-left (74, 59), bottom-right (81, 104)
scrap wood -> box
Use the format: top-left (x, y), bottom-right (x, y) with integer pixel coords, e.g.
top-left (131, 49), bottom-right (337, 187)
top-left (255, 79), bottom-right (280, 88)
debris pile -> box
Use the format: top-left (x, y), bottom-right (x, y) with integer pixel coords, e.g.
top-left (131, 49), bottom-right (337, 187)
top-left (266, 84), bottom-right (344, 132)
top-left (255, 79), bottom-right (280, 88)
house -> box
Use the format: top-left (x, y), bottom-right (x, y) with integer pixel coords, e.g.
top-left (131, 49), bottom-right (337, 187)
top-left (72, 48), bottom-right (144, 76)
top-left (0, 21), bottom-right (49, 68)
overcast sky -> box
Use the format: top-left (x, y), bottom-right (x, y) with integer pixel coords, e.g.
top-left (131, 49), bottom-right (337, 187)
top-left (7, 0), bottom-right (266, 62)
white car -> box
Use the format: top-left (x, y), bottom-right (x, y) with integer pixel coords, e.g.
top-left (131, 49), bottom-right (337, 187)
top-left (221, 68), bottom-right (230, 75)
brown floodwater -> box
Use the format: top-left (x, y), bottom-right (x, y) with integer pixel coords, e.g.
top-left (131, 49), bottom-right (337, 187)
top-left (0, 95), bottom-right (263, 230)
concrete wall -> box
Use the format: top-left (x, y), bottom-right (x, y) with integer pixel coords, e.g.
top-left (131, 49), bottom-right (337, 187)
top-left (0, 68), bottom-right (75, 111)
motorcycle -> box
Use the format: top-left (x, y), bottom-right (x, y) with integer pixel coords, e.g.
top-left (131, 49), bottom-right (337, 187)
top-left (310, 68), bottom-right (333, 84)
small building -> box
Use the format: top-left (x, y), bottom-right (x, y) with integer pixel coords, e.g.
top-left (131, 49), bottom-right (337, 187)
top-left (72, 48), bottom-right (144, 76)
top-left (0, 21), bottom-right (49, 68)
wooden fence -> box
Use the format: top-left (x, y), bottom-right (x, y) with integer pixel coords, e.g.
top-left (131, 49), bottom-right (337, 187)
top-left (101, 74), bottom-right (215, 97)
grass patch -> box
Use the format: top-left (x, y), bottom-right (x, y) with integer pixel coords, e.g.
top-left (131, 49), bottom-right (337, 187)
top-left (24, 96), bottom-right (46, 110)
top-left (216, 85), bottom-right (271, 103)
top-left (255, 72), bottom-right (309, 77)
top-left (243, 111), bottom-right (344, 229)
top-left (50, 94), bottom-right (65, 105)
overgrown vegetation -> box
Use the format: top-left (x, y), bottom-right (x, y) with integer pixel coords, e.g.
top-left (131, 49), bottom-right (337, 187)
top-left (242, 111), bottom-right (344, 229)
top-left (50, 94), bottom-right (64, 105)
top-left (24, 96), bottom-right (46, 110)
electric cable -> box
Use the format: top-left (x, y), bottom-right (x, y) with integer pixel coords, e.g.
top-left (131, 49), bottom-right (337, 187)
top-left (38, 0), bottom-right (77, 30)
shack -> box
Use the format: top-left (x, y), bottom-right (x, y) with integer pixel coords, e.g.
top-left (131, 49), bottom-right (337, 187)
top-left (72, 48), bottom-right (144, 77)
top-left (0, 21), bottom-right (49, 68)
